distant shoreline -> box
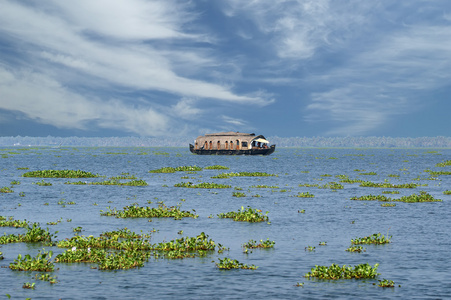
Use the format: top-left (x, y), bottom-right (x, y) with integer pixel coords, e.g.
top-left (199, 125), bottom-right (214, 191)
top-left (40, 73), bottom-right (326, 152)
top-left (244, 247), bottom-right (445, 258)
top-left (1, 136), bottom-right (451, 148)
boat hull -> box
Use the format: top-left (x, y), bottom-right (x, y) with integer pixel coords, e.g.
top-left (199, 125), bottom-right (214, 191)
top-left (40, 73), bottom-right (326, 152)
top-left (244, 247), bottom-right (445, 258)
top-left (189, 144), bottom-right (275, 155)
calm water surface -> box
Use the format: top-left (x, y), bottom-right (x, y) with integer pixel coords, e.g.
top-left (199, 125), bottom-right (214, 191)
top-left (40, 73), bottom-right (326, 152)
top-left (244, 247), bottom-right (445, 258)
top-left (0, 147), bottom-right (450, 299)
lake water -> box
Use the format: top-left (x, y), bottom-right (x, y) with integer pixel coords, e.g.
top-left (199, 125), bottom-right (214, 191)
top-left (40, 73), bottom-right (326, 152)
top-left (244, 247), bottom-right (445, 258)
top-left (0, 147), bottom-right (450, 299)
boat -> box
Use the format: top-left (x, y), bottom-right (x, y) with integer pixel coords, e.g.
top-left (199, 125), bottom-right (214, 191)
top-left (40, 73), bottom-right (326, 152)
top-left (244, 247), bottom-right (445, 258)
top-left (189, 131), bottom-right (276, 155)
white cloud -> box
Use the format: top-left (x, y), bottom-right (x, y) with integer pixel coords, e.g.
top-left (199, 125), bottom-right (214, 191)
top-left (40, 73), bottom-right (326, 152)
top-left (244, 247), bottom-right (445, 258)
top-left (0, 0), bottom-right (273, 136)
top-left (0, 67), bottom-right (170, 136)
top-left (305, 22), bottom-right (451, 135)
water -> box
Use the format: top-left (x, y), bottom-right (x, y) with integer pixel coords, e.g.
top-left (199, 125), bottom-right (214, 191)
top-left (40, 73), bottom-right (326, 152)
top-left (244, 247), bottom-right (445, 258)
top-left (0, 147), bottom-right (450, 299)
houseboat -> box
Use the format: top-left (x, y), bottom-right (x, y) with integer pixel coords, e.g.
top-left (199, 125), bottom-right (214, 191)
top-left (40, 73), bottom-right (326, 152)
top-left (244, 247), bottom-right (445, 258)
top-left (189, 131), bottom-right (276, 155)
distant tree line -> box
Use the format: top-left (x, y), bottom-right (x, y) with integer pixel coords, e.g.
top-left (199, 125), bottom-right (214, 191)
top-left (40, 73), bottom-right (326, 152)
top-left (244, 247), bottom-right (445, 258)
top-left (1, 135), bottom-right (451, 148)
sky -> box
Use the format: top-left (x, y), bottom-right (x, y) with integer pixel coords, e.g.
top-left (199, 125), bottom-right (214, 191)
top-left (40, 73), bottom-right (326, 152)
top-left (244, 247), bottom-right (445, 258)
top-left (1, 0), bottom-right (451, 139)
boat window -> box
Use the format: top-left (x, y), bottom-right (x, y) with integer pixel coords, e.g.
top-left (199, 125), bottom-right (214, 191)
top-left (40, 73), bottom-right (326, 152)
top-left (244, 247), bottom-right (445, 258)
top-left (209, 141), bottom-right (212, 150)
top-left (242, 142), bottom-right (248, 147)
top-left (217, 141), bottom-right (220, 150)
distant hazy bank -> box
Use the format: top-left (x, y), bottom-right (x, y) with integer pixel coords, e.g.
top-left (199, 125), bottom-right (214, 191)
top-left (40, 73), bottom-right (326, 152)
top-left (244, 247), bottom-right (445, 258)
top-left (1, 136), bottom-right (451, 148)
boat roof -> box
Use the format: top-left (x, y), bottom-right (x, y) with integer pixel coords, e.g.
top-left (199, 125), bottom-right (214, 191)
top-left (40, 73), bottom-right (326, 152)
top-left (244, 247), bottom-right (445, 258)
top-left (195, 132), bottom-right (270, 144)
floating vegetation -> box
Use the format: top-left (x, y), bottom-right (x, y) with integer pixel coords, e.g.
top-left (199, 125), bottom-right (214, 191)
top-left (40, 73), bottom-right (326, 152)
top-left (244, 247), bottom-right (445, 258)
top-left (359, 172), bottom-right (377, 175)
top-left (435, 160), bottom-right (451, 167)
top-left (387, 174), bottom-right (400, 178)
top-left (345, 246), bottom-right (366, 253)
top-left (22, 282), bottom-right (35, 289)
top-left (174, 182), bottom-right (231, 189)
top-left (381, 203), bottom-right (396, 207)
top-left (205, 165), bottom-right (229, 170)
top-left (250, 185), bottom-right (279, 188)
top-left (377, 278), bottom-right (396, 288)
top-left (149, 166), bottom-right (202, 173)
top-left (218, 206), bottom-right (269, 223)
top-left (359, 181), bottom-right (418, 188)
top-left (351, 233), bottom-right (391, 245)
top-left (22, 169), bottom-right (98, 178)
top-left (100, 228), bottom-right (151, 239)
top-left (35, 273), bottom-right (58, 284)
top-left (242, 239), bottom-right (275, 249)
top-left (232, 192), bottom-right (246, 197)
top-left (100, 203), bottom-right (198, 219)
top-left (427, 171), bottom-right (451, 176)
top-left (305, 246), bottom-right (315, 251)
top-left (0, 223), bottom-right (55, 244)
top-left (319, 242), bottom-right (327, 246)
top-left (350, 195), bottom-right (390, 201)
top-left (212, 172), bottom-right (277, 179)
top-left (10, 249), bottom-right (54, 272)
top-left (153, 232), bottom-right (224, 253)
top-left (340, 178), bottom-right (365, 184)
top-left (299, 182), bottom-right (344, 189)
top-left (215, 258), bottom-right (258, 270)
top-left (351, 191), bottom-right (441, 203)
top-left (443, 190), bottom-right (451, 195)
top-left (10, 180), bottom-right (20, 185)
top-left (34, 179), bottom-right (53, 186)
top-left (0, 187), bottom-right (13, 193)
top-left (294, 192), bottom-right (315, 198)
top-left (382, 190), bottom-right (400, 194)
top-left (304, 263), bottom-right (379, 279)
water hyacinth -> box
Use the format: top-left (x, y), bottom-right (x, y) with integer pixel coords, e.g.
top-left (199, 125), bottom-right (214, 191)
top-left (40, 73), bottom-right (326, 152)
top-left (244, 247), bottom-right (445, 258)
top-left (22, 169), bottom-right (98, 178)
top-left (218, 206), bottom-right (269, 223)
top-left (100, 203), bottom-right (198, 219)
top-left (10, 249), bottom-right (55, 272)
top-left (305, 263), bottom-right (379, 280)
top-left (215, 257), bottom-right (258, 270)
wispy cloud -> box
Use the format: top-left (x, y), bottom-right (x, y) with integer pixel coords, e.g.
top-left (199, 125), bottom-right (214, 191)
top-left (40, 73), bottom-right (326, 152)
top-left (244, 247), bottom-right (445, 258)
top-left (0, 0), bottom-right (272, 136)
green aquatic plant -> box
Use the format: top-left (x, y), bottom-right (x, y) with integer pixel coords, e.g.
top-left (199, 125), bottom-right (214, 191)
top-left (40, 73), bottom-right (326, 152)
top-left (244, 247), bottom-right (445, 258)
top-left (10, 180), bottom-right (20, 185)
top-left (305, 263), bottom-right (379, 280)
top-left (381, 203), bottom-right (396, 207)
top-left (435, 160), bottom-right (451, 167)
top-left (351, 233), bottom-right (391, 245)
top-left (211, 172), bottom-right (277, 179)
top-left (294, 192), bottom-right (315, 198)
top-left (232, 192), bottom-right (246, 197)
top-left (242, 239), bottom-right (275, 249)
top-left (305, 246), bottom-right (315, 251)
top-left (345, 246), bottom-right (366, 253)
top-left (153, 232), bottom-right (224, 253)
top-left (299, 182), bottom-right (343, 189)
top-left (215, 258), bottom-right (258, 270)
top-left (377, 278), bottom-right (395, 287)
top-left (443, 190), bottom-right (451, 195)
top-left (10, 249), bottom-right (54, 272)
top-left (218, 206), bottom-right (269, 223)
top-left (204, 165), bottom-right (229, 170)
top-left (22, 169), bottom-right (98, 178)
top-left (174, 182), bottom-right (231, 189)
top-left (351, 191), bottom-right (441, 203)
top-left (359, 181), bottom-right (417, 188)
top-left (0, 223), bottom-right (55, 244)
top-left (100, 228), bottom-right (151, 239)
top-left (0, 217), bottom-right (29, 228)
top-left (0, 187), bottom-right (13, 193)
top-left (250, 185), bottom-right (279, 188)
top-left (149, 166), bottom-right (202, 173)
top-left (89, 179), bottom-right (148, 186)
top-left (382, 190), bottom-right (400, 194)
top-left (34, 179), bottom-right (52, 186)
top-left (359, 172), bottom-right (377, 175)
top-left (100, 203), bottom-right (198, 219)
top-left (35, 273), bottom-right (58, 284)
top-left (98, 250), bottom-right (151, 270)
top-left (22, 282), bottom-right (35, 289)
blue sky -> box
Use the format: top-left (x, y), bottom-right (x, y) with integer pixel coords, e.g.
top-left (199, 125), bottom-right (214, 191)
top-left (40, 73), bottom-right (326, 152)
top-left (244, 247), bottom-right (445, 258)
top-left (1, 0), bottom-right (450, 138)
